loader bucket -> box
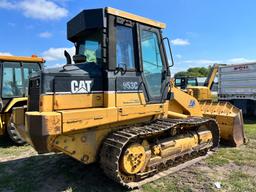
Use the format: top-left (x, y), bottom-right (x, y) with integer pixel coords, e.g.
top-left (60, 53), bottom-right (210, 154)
top-left (200, 101), bottom-right (246, 147)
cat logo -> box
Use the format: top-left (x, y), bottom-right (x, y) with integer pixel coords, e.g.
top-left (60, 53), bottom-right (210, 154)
top-left (71, 80), bottom-right (92, 93)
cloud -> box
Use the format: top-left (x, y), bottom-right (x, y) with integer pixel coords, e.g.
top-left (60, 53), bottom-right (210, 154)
top-left (182, 57), bottom-right (256, 67)
top-left (175, 54), bottom-right (182, 59)
top-left (171, 38), bottom-right (190, 46)
top-left (0, 52), bottom-right (13, 56)
top-left (38, 31), bottom-right (52, 38)
top-left (226, 57), bottom-right (256, 64)
top-left (46, 63), bottom-right (65, 68)
top-left (42, 46), bottom-right (75, 61)
top-left (173, 57), bottom-right (256, 73)
top-left (183, 59), bottom-right (221, 67)
top-left (0, 0), bottom-right (15, 9)
top-left (20, 0), bottom-right (68, 20)
top-left (0, 0), bottom-right (68, 20)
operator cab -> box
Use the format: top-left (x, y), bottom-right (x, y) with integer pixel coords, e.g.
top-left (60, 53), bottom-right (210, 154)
top-left (29, 7), bottom-right (172, 111)
top-left (67, 7), bottom-right (171, 103)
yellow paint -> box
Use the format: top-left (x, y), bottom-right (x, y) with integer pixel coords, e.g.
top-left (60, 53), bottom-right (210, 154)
top-left (0, 116), bottom-right (4, 135)
top-left (61, 107), bottom-right (118, 132)
top-left (120, 144), bottom-right (146, 174)
top-left (25, 111), bottom-right (61, 135)
top-left (106, 7), bottom-right (166, 29)
top-left (185, 64), bottom-right (219, 101)
top-left (35, 93), bottom-right (165, 134)
top-left (12, 106), bottom-right (25, 127)
top-left (200, 101), bottom-right (245, 146)
top-left (60, 103), bottom-right (164, 133)
top-left (51, 116), bottom-right (155, 163)
top-left (187, 86), bottom-right (212, 101)
top-left (53, 127), bottom-right (112, 163)
top-left (169, 86), bottom-right (203, 117)
top-left (205, 64), bottom-right (219, 90)
top-left (157, 131), bottom-right (212, 160)
top-left (168, 111), bottom-right (188, 119)
top-left (4, 97), bottom-right (27, 112)
top-left (116, 92), bottom-right (146, 106)
top-left (40, 95), bottom-right (54, 112)
top-left (0, 55), bottom-right (44, 63)
top-left (53, 93), bottom-right (103, 110)
top-left (118, 104), bottom-right (164, 121)
top-left (12, 106), bottom-right (27, 139)
top-left (104, 92), bottom-right (116, 107)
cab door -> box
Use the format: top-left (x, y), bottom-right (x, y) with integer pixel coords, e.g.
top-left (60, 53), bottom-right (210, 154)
top-left (139, 25), bottom-right (169, 103)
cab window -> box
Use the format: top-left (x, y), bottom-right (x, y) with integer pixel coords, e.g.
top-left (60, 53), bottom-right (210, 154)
top-left (2, 62), bottom-right (41, 98)
top-left (116, 25), bottom-right (135, 69)
top-left (23, 63), bottom-right (41, 94)
top-left (175, 78), bottom-right (181, 86)
top-left (78, 31), bottom-right (102, 64)
top-left (141, 30), bottom-right (164, 98)
top-left (188, 79), bottom-right (197, 86)
top-left (2, 62), bottom-right (23, 98)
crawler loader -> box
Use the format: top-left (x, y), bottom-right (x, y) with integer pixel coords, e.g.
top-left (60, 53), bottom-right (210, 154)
top-left (14, 8), bottom-right (245, 188)
top-left (0, 55), bottom-right (44, 144)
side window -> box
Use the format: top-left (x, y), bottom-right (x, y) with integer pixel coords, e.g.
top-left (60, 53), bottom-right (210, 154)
top-left (188, 79), bottom-right (197, 86)
top-left (78, 31), bottom-right (102, 64)
top-left (14, 68), bottom-right (22, 86)
top-left (79, 40), bottom-right (101, 63)
top-left (175, 78), bottom-right (181, 86)
top-left (116, 25), bottom-right (135, 69)
top-left (141, 30), bottom-right (164, 98)
top-left (23, 63), bottom-right (41, 94)
top-left (2, 67), bottom-right (14, 97)
top-left (141, 31), bottom-right (163, 69)
top-left (2, 62), bottom-right (23, 98)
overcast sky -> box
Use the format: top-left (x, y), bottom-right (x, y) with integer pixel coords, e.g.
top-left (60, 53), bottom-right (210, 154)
top-left (0, 0), bottom-right (256, 74)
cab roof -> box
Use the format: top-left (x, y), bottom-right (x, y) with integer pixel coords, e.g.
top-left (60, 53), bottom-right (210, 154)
top-left (0, 55), bottom-right (45, 63)
top-left (68, 7), bottom-right (167, 42)
top-left (106, 7), bottom-right (166, 29)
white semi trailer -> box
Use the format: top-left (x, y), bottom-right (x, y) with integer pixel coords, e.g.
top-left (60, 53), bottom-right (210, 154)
top-left (218, 62), bottom-right (256, 116)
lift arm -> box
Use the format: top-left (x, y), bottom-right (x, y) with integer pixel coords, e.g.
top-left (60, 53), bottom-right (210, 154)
top-left (204, 64), bottom-right (219, 89)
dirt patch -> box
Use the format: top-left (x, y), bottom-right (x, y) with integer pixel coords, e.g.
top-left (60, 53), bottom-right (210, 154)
top-left (0, 123), bottom-right (255, 192)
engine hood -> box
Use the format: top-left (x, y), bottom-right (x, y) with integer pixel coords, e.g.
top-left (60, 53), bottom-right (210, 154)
top-left (37, 62), bottom-right (103, 94)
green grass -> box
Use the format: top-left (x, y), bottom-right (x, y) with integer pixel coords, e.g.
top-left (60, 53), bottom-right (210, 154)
top-left (205, 123), bottom-right (256, 167)
top-left (244, 121), bottom-right (256, 139)
top-left (0, 121), bottom-right (255, 192)
top-left (222, 171), bottom-right (256, 192)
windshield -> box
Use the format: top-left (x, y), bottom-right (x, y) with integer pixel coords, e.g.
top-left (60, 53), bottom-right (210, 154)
top-left (77, 31), bottom-right (102, 64)
top-left (2, 62), bottom-right (41, 98)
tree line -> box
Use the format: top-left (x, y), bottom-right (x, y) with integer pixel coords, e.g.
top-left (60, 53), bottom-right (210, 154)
top-left (174, 66), bottom-right (211, 78)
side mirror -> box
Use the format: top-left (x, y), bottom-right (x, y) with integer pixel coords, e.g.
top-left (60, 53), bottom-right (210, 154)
top-left (163, 37), bottom-right (174, 68)
top-left (73, 54), bottom-right (87, 64)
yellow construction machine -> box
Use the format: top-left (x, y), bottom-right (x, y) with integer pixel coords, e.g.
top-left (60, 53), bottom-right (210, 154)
top-left (176, 64), bottom-right (246, 147)
top-left (186, 64), bottom-right (219, 101)
top-left (13, 8), bottom-right (245, 187)
top-left (0, 55), bottom-right (44, 144)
